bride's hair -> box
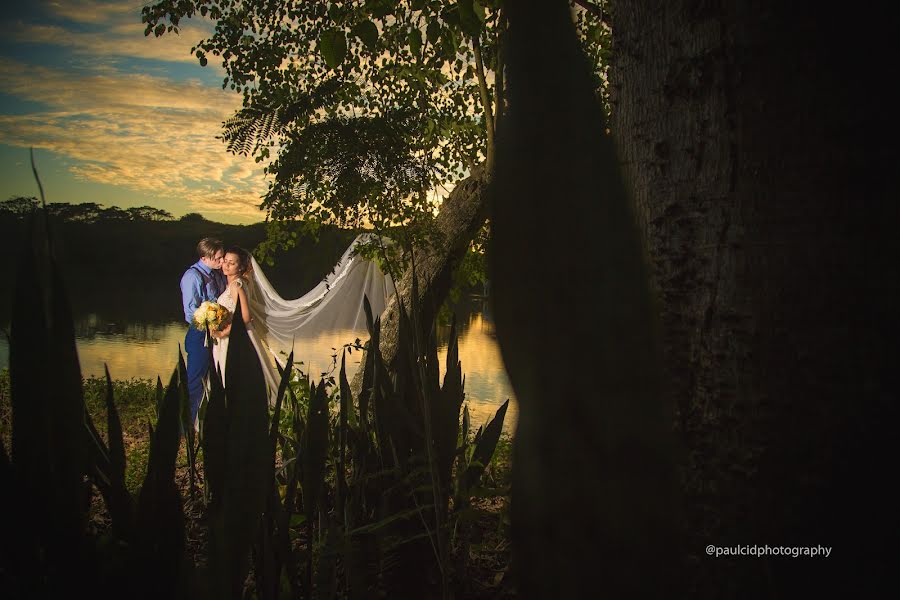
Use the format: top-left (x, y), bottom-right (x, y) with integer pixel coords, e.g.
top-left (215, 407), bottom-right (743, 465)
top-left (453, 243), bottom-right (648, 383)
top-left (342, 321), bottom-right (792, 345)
top-left (224, 246), bottom-right (253, 278)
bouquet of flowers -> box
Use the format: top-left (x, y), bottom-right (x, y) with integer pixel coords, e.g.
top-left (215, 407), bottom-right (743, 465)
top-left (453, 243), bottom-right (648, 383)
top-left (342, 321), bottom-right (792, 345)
top-left (193, 301), bottom-right (231, 332)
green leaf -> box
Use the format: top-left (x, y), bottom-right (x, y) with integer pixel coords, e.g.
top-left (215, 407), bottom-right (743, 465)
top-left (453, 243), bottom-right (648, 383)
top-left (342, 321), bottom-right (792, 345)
top-left (458, 0), bottom-right (485, 36)
top-left (319, 29), bottom-right (347, 69)
top-left (426, 20), bottom-right (441, 44)
top-left (367, 0), bottom-right (393, 19)
top-left (442, 27), bottom-right (459, 54)
top-left (328, 3), bottom-right (341, 22)
top-left (353, 19), bottom-right (378, 50)
top-left (474, 0), bottom-right (487, 22)
top-left (408, 28), bottom-right (422, 56)
top-left (441, 5), bottom-right (460, 27)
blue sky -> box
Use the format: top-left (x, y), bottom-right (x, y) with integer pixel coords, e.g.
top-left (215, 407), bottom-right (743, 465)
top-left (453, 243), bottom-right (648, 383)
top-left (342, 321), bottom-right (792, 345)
top-left (0, 0), bottom-right (269, 224)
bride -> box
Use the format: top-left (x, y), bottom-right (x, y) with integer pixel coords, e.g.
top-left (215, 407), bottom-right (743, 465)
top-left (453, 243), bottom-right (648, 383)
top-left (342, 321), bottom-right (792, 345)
top-left (209, 234), bottom-right (394, 402)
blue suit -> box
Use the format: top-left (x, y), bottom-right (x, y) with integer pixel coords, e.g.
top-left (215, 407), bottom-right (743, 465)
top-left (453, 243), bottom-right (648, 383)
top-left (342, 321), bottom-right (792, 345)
top-left (180, 261), bottom-right (226, 422)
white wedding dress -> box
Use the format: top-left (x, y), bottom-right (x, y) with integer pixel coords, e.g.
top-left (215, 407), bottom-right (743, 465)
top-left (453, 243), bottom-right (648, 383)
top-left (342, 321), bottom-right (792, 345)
top-left (210, 280), bottom-right (282, 396)
top-left (210, 233), bottom-right (395, 403)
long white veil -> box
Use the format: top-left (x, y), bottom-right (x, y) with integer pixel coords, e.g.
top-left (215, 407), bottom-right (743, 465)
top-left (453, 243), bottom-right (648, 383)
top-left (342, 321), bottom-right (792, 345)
top-left (245, 233), bottom-right (395, 370)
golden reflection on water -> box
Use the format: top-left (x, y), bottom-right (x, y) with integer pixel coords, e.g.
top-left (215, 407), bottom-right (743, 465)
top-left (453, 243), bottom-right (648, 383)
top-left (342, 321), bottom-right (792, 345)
top-left (44, 305), bottom-right (518, 433)
top-left (436, 312), bottom-right (518, 433)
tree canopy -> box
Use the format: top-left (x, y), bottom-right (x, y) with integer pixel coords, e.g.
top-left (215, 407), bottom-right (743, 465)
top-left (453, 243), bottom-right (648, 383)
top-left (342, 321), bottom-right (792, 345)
top-left (142, 0), bottom-right (610, 259)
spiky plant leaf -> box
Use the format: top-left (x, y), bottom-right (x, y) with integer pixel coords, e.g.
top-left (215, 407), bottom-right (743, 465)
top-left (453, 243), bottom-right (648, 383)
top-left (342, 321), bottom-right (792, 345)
top-left (46, 254), bottom-right (89, 533)
top-left (363, 294), bottom-right (375, 337)
top-left (461, 404), bottom-right (471, 445)
top-left (134, 364), bottom-right (186, 596)
top-left (213, 296), bottom-right (272, 598)
top-left (465, 400), bottom-right (510, 489)
top-left (337, 349), bottom-right (351, 528)
top-left (434, 315), bottom-right (464, 498)
top-left (103, 365), bottom-right (133, 540)
top-left (155, 375), bottom-right (164, 420)
top-left (8, 207), bottom-right (89, 592)
top-left (303, 379), bottom-right (329, 524)
top-left (270, 350), bottom-right (294, 448)
top-left (257, 350), bottom-right (297, 599)
top-left (84, 403), bottom-right (111, 477)
top-left (314, 521), bottom-right (340, 599)
top-left (177, 347), bottom-right (201, 502)
top-left (252, 506), bottom-right (280, 600)
top-left (203, 359), bottom-right (227, 510)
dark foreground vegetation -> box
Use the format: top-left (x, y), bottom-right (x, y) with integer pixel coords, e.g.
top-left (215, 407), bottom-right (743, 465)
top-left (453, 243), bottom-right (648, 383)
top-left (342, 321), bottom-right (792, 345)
top-left (0, 209), bottom-right (512, 599)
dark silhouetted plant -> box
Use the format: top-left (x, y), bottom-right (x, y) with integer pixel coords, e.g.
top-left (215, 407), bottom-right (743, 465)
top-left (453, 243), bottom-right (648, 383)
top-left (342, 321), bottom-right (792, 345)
top-left (1, 191), bottom-right (507, 600)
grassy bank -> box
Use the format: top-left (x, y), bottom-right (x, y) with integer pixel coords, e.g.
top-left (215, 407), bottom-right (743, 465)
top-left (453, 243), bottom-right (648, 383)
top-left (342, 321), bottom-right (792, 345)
top-left (0, 371), bottom-right (158, 494)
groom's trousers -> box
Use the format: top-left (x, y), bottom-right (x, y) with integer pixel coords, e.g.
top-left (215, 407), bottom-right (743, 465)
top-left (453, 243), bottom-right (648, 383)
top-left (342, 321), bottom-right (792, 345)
top-left (184, 327), bottom-right (207, 422)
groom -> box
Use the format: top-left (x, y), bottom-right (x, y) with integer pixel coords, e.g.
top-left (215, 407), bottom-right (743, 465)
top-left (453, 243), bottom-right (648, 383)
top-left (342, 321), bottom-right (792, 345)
top-left (180, 237), bottom-right (226, 423)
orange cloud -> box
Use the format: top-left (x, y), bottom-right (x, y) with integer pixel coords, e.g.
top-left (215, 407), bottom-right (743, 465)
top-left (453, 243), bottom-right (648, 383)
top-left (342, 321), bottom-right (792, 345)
top-left (0, 60), bottom-right (268, 220)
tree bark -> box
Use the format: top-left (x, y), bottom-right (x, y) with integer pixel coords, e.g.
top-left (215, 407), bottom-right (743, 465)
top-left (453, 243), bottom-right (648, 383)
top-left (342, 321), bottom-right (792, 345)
top-left (610, 2), bottom-right (897, 595)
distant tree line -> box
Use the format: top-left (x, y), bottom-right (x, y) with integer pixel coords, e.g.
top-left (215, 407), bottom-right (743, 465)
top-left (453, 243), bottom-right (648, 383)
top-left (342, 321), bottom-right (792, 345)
top-left (1, 197), bottom-right (176, 223)
top-left (0, 198), bottom-right (357, 323)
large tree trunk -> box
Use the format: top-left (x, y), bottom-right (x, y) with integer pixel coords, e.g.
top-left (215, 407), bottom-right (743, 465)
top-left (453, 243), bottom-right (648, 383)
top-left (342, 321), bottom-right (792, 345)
top-left (350, 164), bottom-right (489, 395)
top-left (610, 2), bottom-right (897, 596)
top-left (492, 3), bottom-right (677, 598)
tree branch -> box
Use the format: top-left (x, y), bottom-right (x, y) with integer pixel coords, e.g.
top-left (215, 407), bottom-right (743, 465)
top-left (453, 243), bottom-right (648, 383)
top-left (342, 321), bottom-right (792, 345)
top-left (571, 0), bottom-right (612, 27)
top-left (494, 12), bottom-right (506, 128)
top-left (472, 35), bottom-right (496, 172)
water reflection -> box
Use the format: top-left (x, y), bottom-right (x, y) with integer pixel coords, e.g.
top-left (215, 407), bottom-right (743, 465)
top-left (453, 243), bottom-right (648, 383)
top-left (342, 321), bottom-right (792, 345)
top-left (0, 296), bottom-right (517, 432)
top-left (436, 309), bottom-right (517, 432)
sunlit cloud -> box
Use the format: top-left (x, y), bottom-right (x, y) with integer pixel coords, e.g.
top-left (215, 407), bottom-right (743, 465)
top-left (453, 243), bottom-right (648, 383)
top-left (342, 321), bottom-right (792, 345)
top-left (46, 0), bottom-right (134, 25)
top-left (0, 59), bottom-right (268, 220)
top-left (8, 20), bottom-right (222, 70)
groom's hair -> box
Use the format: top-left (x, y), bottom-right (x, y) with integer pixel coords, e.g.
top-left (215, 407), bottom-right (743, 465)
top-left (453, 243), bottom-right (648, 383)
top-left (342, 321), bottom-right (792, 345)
top-left (197, 237), bottom-right (224, 259)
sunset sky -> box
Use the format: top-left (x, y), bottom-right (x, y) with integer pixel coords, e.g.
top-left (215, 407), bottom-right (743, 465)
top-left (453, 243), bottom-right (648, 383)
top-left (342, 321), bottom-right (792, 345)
top-left (0, 0), bottom-right (268, 224)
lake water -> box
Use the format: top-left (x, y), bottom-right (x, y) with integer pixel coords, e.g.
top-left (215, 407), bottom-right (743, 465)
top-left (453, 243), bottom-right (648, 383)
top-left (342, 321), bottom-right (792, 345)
top-left (0, 295), bottom-right (517, 432)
